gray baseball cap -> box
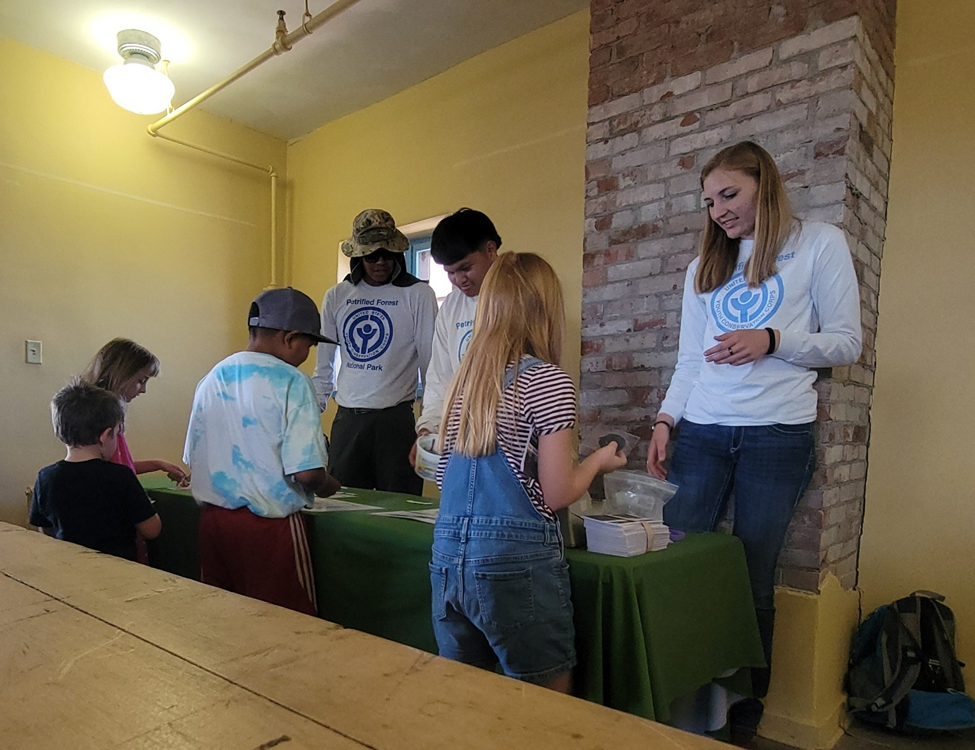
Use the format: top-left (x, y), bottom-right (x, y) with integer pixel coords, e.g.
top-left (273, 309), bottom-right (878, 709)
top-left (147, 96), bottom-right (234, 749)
top-left (247, 287), bottom-right (336, 344)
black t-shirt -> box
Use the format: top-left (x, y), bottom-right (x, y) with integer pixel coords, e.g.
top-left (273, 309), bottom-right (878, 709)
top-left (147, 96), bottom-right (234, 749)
top-left (30, 459), bottom-right (156, 561)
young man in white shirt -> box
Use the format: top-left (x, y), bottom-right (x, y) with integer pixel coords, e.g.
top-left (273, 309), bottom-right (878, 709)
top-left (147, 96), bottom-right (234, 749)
top-left (412, 209), bottom-right (500, 462)
top-left (314, 209), bottom-right (438, 495)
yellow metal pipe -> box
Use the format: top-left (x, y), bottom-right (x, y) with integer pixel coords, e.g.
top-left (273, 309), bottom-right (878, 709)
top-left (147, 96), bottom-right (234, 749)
top-left (270, 171), bottom-right (278, 288)
top-left (149, 129), bottom-right (275, 175)
top-left (150, 130), bottom-right (279, 287)
top-left (147, 0), bottom-right (364, 137)
top-left (146, 46), bottom-right (279, 136)
top-left (146, 0), bottom-right (366, 288)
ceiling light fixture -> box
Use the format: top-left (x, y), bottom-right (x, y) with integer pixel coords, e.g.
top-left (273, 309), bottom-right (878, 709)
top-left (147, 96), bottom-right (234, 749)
top-left (103, 29), bottom-right (175, 115)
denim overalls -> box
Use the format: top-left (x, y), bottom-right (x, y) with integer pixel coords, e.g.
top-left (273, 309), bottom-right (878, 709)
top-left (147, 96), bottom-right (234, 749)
top-left (429, 356), bottom-right (576, 684)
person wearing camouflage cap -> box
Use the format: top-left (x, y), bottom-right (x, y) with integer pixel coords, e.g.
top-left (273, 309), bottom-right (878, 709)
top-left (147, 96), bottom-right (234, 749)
top-left (340, 208), bottom-right (411, 257)
top-left (313, 209), bottom-right (438, 495)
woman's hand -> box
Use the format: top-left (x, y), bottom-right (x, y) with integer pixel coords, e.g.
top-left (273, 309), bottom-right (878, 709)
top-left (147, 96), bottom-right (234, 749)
top-left (646, 420), bottom-right (672, 479)
top-left (705, 329), bottom-right (773, 366)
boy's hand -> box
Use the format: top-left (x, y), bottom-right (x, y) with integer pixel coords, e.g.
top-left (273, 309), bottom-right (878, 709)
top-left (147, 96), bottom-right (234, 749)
top-left (294, 467), bottom-right (340, 498)
top-left (409, 428), bottom-right (431, 468)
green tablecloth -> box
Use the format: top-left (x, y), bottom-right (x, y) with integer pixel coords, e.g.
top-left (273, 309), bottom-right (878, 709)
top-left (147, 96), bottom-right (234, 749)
top-left (143, 479), bottom-right (763, 723)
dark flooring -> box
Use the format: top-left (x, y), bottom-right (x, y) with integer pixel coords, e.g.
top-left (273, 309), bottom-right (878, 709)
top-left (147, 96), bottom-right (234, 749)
top-left (753, 722), bottom-right (975, 750)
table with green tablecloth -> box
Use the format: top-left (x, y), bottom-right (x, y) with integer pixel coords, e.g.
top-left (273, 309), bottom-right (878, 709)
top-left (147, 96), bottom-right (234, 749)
top-left (142, 479), bottom-right (764, 724)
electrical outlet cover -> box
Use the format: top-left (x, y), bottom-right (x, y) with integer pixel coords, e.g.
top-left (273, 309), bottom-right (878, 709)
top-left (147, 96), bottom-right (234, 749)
top-left (25, 340), bottom-right (42, 364)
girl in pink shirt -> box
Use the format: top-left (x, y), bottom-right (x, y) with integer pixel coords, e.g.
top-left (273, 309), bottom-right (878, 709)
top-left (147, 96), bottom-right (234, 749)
top-left (82, 339), bottom-right (187, 482)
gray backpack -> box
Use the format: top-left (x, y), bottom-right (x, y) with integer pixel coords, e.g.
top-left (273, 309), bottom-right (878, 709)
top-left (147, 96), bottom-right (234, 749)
top-left (846, 591), bottom-right (975, 732)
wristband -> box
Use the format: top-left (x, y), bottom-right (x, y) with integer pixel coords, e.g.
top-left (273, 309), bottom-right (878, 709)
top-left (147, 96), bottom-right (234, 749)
top-left (652, 420), bottom-right (672, 432)
top-left (764, 327), bottom-right (776, 355)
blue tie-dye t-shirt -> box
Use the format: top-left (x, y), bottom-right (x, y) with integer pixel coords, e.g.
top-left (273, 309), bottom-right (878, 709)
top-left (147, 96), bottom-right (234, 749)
top-left (184, 351), bottom-right (329, 518)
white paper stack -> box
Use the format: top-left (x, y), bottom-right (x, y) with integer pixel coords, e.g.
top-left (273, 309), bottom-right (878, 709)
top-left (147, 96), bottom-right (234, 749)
top-left (582, 514), bottom-right (671, 557)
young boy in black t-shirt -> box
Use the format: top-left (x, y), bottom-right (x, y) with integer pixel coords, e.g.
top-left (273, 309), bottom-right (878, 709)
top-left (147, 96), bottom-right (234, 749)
top-left (30, 379), bottom-right (161, 561)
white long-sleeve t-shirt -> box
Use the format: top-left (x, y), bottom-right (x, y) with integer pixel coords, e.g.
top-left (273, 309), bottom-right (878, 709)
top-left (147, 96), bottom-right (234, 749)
top-left (415, 288), bottom-right (478, 435)
top-left (312, 279), bottom-right (438, 410)
top-left (659, 221), bottom-right (862, 426)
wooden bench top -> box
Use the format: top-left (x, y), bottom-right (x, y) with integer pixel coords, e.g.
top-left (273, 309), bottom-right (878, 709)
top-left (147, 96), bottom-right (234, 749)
top-left (0, 522), bottom-right (724, 749)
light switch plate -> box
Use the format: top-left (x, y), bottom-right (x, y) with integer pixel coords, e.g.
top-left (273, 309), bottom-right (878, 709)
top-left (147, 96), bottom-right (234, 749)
top-left (25, 340), bottom-right (42, 364)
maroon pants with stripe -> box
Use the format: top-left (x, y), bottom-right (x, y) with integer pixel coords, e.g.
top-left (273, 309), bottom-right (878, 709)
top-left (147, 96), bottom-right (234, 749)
top-left (199, 504), bottom-right (317, 616)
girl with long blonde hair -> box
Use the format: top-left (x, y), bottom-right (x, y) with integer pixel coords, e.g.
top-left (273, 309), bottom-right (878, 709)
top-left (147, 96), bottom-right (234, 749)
top-left (431, 252), bottom-right (624, 693)
top-left (646, 141), bottom-right (862, 740)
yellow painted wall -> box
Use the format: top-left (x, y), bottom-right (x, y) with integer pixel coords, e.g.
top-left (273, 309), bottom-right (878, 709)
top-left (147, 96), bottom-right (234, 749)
top-left (859, 0), bottom-right (975, 684)
top-left (762, 578), bottom-right (859, 749)
top-left (286, 11), bottom-right (589, 401)
top-left (6, 4), bottom-right (966, 742)
top-left (0, 39), bottom-right (286, 525)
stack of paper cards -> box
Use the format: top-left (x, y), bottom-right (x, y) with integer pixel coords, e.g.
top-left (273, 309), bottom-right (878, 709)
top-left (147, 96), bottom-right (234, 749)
top-left (304, 497), bottom-right (381, 513)
top-left (372, 508), bottom-right (439, 525)
top-left (583, 514), bottom-right (671, 557)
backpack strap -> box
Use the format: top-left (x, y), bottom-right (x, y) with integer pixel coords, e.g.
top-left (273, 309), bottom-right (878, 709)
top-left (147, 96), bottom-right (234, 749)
top-left (932, 600), bottom-right (967, 691)
top-left (848, 607), bottom-right (922, 723)
top-left (910, 590), bottom-right (946, 602)
top-left (897, 592), bottom-right (967, 693)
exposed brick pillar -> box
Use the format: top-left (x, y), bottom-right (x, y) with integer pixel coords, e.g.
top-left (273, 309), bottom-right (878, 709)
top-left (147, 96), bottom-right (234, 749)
top-left (582, 1), bottom-right (895, 593)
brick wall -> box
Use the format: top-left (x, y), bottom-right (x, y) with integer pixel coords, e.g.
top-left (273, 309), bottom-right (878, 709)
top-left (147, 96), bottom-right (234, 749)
top-left (582, 2), bottom-right (895, 593)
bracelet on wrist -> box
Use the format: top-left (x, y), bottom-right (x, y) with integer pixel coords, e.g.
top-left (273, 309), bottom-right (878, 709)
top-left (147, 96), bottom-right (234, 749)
top-left (652, 419), bottom-right (672, 432)
top-left (764, 327), bottom-right (776, 355)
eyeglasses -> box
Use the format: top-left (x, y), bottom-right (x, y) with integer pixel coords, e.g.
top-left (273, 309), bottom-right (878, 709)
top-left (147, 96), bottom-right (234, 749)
top-left (362, 249), bottom-right (397, 263)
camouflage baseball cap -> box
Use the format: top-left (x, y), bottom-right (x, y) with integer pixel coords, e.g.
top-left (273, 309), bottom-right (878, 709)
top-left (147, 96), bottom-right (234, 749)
top-left (341, 209), bottom-right (410, 258)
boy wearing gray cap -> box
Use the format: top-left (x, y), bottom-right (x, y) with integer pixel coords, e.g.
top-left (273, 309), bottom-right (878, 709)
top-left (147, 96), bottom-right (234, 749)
top-left (184, 287), bottom-right (340, 615)
top-left (313, 209), bottom-right (438, 495)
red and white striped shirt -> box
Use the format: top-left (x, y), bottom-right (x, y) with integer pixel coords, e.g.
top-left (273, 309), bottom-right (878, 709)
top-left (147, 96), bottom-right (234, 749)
top-left (437, 359), bottom-right (577, 520)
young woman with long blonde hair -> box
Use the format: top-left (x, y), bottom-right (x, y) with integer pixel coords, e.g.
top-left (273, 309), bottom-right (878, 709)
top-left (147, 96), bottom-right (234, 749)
top-left (646, 141), bottom-right (862, 739)
top-left (431, 252), bottom-right (624, 693)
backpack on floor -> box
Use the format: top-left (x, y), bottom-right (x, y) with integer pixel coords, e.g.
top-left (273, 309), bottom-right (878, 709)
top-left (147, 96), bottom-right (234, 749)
top-left (846, 590), bottom-right (975, 732)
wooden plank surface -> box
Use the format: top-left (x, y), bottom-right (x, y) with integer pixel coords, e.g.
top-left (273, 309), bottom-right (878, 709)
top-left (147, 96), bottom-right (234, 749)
top-left (0, 574), bottom-right (369, 749)
top-left (1, 523), bottom-right (725, 749)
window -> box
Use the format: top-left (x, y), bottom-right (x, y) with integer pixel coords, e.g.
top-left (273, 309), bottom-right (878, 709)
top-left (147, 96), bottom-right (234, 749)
top-left (399, 214), bottom-right (451, 307)
top-left (408, 235), bottom-right (453, 305)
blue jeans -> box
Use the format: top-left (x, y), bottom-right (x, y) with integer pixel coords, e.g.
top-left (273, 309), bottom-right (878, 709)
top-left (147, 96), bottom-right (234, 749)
top-left (664, 420), bottom-right (815, 613)
top-left (664, 419), bottom-right (814, 722)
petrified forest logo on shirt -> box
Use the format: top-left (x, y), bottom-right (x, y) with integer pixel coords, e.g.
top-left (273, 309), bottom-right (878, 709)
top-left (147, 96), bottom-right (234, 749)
top-left (343, 307), bottom-right (393, 361)
top-left (457, 329), bottom-right (473, 361)
top-left (711, 273), bottom-right (784, 332)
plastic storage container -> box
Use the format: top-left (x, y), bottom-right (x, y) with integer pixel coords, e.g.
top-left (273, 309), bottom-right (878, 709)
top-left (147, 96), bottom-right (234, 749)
top-left (602, 470), bottom-right (678, 521)
top-left (414, 434), bottom-right (440, 482)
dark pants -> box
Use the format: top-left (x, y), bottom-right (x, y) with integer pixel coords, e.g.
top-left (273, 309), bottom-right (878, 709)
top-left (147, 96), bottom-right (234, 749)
top-left (329, 401), bottom-right (424, 495)
top-left (664, 420), bottom-right (816, 737)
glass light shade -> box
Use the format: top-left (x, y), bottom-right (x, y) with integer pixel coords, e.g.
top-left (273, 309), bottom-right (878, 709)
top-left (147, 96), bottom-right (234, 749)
top-left (103, 58), bottom-right (175, 115)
